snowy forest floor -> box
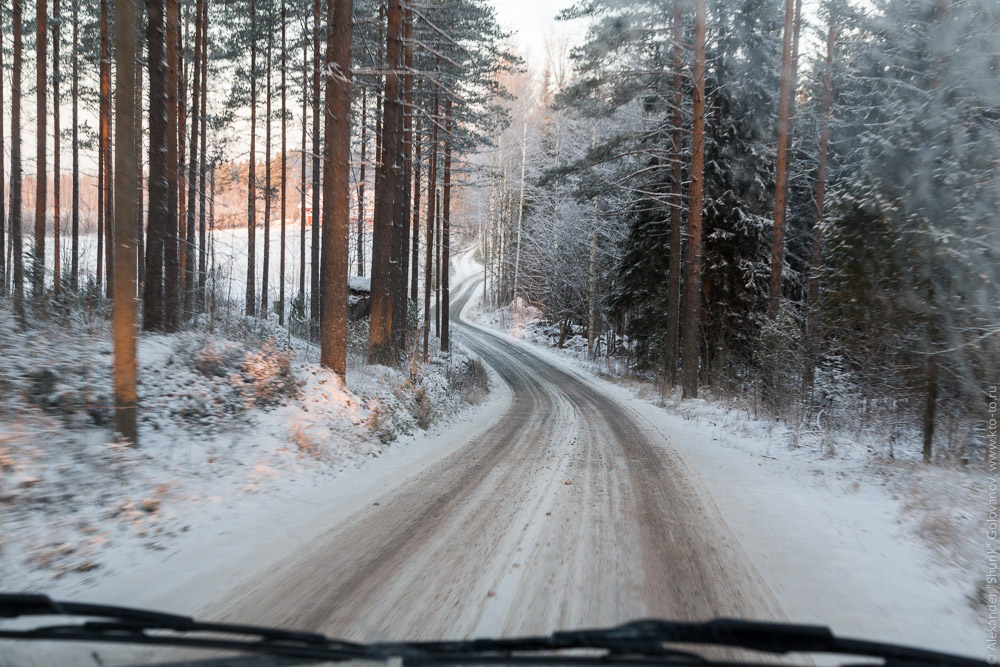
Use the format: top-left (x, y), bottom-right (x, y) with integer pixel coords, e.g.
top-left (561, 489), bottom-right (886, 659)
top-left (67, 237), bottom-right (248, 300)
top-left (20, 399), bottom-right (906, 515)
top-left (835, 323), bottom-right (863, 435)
top-left (1, 299), bottom-right (491, 594)
top-left (472, 297), bottom-right (986, 656)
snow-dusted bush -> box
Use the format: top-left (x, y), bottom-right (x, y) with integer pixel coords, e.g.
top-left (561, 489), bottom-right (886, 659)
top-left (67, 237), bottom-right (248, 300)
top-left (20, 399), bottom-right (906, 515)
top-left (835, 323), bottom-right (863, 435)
top-left (232, 340), bottom-right (301, 408)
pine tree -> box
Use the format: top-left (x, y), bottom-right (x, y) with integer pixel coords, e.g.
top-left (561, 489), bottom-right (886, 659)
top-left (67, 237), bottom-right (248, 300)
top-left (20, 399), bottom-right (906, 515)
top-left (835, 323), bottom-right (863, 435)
top-left (319, 0), bottom-right (352, 377)
top-left (143, 0), bottom-right (168, 331)
top-left (682, 0), bottom-right (706, 398)
top-left (10, 0), bottom-right (24, 324)
top-left (34, 0), bottom-right (48, 297)
top-left (368, 0), bottom-right (403, 365)
top-left (52, 0), bottom-right (62, 295)
top-left (113, 0), bottom-right (139, 444)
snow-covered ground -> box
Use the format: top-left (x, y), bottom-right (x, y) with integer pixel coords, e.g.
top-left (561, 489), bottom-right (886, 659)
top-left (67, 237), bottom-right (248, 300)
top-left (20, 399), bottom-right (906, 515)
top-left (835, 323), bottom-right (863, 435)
top-left (471, 283), bottom-right (987, 659)
top-left (0, 301), bottom-right (491, 596)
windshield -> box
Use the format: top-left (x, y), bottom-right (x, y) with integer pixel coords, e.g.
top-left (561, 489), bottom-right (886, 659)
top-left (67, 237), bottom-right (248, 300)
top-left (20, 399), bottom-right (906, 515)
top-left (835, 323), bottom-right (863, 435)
top-left (0, 0), bottom-right (995, 665)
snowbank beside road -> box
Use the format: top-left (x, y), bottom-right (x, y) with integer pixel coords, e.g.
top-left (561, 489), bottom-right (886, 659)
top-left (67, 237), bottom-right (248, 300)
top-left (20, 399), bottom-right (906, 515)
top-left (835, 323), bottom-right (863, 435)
top-left (0, 305), bottom-right (491, 598)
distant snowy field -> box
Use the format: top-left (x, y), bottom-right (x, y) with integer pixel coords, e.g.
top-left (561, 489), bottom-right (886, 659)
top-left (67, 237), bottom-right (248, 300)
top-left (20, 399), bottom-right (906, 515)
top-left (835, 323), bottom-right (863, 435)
top-left (30, 222), bottom-right (370, 313)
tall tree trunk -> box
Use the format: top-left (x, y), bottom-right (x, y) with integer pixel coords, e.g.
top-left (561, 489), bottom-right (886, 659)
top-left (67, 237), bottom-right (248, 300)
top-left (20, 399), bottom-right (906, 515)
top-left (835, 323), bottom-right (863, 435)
top-left (197, 0), bottom-right (208, 310)
top-left (512, 117), bottom-right (526, 307)
top-left (278, 0), bottom-right (286, 324)
top-left (587, 128), bottom-right (596, 359)
top-left (98, 129), bottom-right (104, 288)
top-left (664, 0), bottom-right (684, 387)
top-left (135, 35), bottom-right (144, 294)
top-left (923, 340), bottom-right (938, 464)
top-left (144, 0), bottom-right (168, 331)
top-left (96, 126), bottom-right (105, 291)
top-left (767, 0), bottom-right (796, 319)
top-left (10, 0), bottom-right (25, 324)
top-left (300, 24), bottom-right (307, 303)
top-left (410, 110), bottom-right (421, 303)
top-left (164, 0), bottom-right (180, 328)
top-left (101, 0), bottom-right (113, 300)
top-left (52, 0), bottom-right (61, 295)
top-left (434, 187), bottom-right (440, 337)
top-left (440, 99), bottom-right (452, 352)
top-left (0, 22), bottom-right (6, 295)
top-left (681, 0), bottom-right (706, 399)
top-left (262, 21), bottom-right (271, 317)
top-left (357, 87), bottom-right (366, 277)
top-left (71, 0), bottom-right (79, 290)
top-left (177, 8), bottom-right (187, 293)
top-left (113, 0), bottom-right (138, 444)
top-left (184, 0), bottom-right (201, 318)
top-left (804, 16), bottom-right (835, 398)
top-left (320, 0), bottom-right (352, 377)
top-left (34, 0), bottom-right (48, 297)
top-left (309, 0), bottom-right (320, 332)
top-left (245, 0), bottom-right (257, 316)
top-left (422, 84), bottom-right (438, 360)
top-left (375, 4), bottom-right (383, 182)
top-left (392, 3), bottom-right (414, 349)
top-left (367, 0), bottom-right (403, 364)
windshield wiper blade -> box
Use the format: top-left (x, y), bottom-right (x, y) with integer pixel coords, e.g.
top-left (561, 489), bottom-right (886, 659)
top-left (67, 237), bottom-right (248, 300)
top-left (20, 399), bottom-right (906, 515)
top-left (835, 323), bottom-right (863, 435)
top-left (0, 593), bottom-right (375, 664)
top-left (1, 595), bottom-right (985, 666)
top-left (373, 618), bottom-right (983, 666)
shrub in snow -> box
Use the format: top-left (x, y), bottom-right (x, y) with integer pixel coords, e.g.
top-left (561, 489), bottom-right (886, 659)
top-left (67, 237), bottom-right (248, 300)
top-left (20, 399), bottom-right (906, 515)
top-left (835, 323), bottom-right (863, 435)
top-left (231, 340), bottom-right (302, 408)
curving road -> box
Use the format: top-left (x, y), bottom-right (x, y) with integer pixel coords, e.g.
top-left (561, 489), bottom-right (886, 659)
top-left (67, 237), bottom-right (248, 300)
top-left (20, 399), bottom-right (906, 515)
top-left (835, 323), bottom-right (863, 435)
top-left (207, 277), bottom-right (784, 648)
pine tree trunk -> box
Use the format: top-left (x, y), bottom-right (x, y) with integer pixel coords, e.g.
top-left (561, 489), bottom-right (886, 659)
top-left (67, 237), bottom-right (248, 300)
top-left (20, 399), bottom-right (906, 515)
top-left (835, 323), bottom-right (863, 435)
top-left (357, 87), bottom-right (366, 277)
top-left (410, 109), bottom-right (421, 303)
top-left (98, 129), bottom-right (104, 288)
top-left (113, 0), bottom-right (139, 444)
top-left (71, 0), bottom-right (79, 291)
top-left (368, 0), bottom-right (403, 365)
top-left (923, 343), bottom-right (938, 463)
top-left (309, 0), bottom-right (321, 332)
top-left (101, 0), bottom-right (114, 300)
top-left (52, 0), bottom-right (61, 295)
top-left (435, 188), bottom-right (440, 338)
top-left (664, 0), bottom-right (684, 388)
top-left (512, 118), bottom-right (526, 307)
top-left (422, 85), bottom-right (438, 361)
top-left (440, 99), bottom-right (452, 353)
top-left (143, 0), bottom-right (168, 331)
top-left (681, 0), bottom-right (706, 399)
top-left (135, 37), bottom-right (145, 294)
top-left (184, 0), bottom-right (202, 318)
top-left (392, 4), bottom-right (414, 349)
top-left (804, 17), bottom-right (835, 398)
top-left (300, 28), bottom-right (307, 304)
top-left (245, 0), bottom-right (257, 316)
top-left (767, 0), bottom-right (796, 319)
top-left (1, 23), bottom-right (6, 295)
top-left (10, 0), bottom-right (25, 324)
top-left (197, 0), bottom-right (208, 309)
top-left (587, 125), bottom-right (596, 362)
top-left (34, 0), bottom-right (48, 297)
top-left (320, 0), bottom-right (352, 378)
top-left (278, 0), bottom-right (286, 325)
top-left (178, 9), bottom-right (187, 292)
top-left (164, 0), bottom-right (180, 328)
top-left (262, 22), bottom-right (272, 318)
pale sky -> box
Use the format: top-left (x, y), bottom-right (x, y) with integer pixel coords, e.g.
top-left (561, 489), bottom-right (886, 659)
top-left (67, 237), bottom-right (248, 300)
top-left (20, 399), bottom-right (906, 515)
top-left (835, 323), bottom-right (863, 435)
top-left (489, 0), bottom-right (584, 73)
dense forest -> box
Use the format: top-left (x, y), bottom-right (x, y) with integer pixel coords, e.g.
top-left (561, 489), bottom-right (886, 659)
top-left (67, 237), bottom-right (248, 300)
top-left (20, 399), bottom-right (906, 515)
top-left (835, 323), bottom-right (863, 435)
top-left (480, 0), bottom-right (1000, 464)
top-left (0, 0), bottom-right (997, 463)
top-left (0, 0), bottom-right (512, 444)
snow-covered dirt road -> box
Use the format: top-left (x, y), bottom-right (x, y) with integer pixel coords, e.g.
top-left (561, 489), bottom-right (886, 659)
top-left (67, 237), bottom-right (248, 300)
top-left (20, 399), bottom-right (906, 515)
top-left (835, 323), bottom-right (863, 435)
top-left (195, 279), bottom-right (784, 644)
